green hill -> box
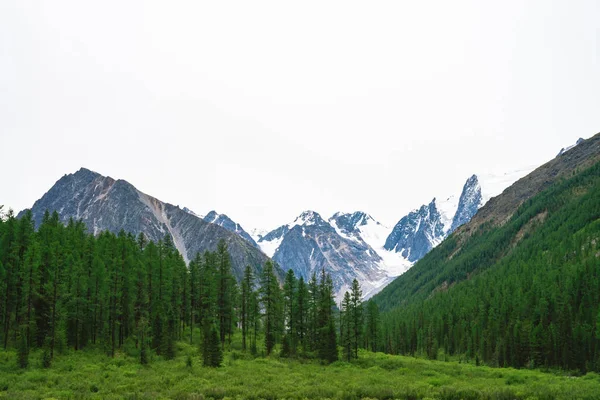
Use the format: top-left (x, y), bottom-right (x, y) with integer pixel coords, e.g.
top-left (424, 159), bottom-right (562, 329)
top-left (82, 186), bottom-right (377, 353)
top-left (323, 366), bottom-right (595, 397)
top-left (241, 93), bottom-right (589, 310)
top-left (373, 134), bottom-right (600, 372)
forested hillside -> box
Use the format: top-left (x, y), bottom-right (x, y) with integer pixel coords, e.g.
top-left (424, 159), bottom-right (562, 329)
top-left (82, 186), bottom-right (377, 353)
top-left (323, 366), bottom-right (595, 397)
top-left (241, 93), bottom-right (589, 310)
top-left (0, 210), bottom-right (371, 368)
top-left (373, 159), bottom-right (600, 372)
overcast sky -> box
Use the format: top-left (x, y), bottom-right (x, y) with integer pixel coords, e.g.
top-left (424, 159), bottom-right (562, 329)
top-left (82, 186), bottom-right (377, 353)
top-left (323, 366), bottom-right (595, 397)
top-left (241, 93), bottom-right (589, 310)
top-left (1, 1), bottom-right (599, 230)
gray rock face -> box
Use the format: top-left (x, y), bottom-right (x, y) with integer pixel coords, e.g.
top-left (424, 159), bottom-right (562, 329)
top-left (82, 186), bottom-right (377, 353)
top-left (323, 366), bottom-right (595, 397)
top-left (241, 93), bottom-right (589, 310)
top-left (383, 174), bottom-right (486, 262)
top-left (260, 225), bottom-right (290, 243)
top-left (202, 211), bottom-right (259, 248)
top-left (449, 175), bottom-right (483, 233)
top-left (259, 210), bottom-right (387, 299)
top-left (384, 199), bottom-right (445, 262)
top-left (19, 168), bottom-right (277, 281)
top-left (329, 211), bottom-right (376, 238)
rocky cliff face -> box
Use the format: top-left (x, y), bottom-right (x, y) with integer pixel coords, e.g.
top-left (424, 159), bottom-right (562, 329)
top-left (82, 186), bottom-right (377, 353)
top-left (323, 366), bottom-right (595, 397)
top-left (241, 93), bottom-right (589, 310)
top-left (384, 199), bottom-right (446, 262)
top-left (259, 211), bottom-right (389, 300)
top-left (449, 175), bottom-right (483, 233)
top-left (19, 168), bottom-right (277, 280)
top-left (203, 211), bottom-right (259, 249)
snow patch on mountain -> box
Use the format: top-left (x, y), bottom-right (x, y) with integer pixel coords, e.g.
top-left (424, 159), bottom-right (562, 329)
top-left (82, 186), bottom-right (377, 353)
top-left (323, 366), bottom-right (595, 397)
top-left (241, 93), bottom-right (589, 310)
top-left (557, 137), bottom-right (584, 157)
top-left (436, 194), bottom-right (461, 234)
top-left (259, 236), bottom-right (283, 258)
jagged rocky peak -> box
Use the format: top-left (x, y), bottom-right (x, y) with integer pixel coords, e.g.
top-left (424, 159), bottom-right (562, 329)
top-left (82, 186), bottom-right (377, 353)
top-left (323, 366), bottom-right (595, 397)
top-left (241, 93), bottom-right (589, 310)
top-left (449, 174), bottom-right (483, 233)
top-left (182, 207), bottom-right (202, 218)
top-left (292, 210), bottom-right (327, 227)
top-left (202, 210), bottom-right (259, 248)
top-left (19, 167), bottom-right (274, 280)
top-left (383, 198), bottom-right (446, 262)
top-left (330, 211), bottom-right (378, 233)
top-left (256, 209), bottom-right (392, 301)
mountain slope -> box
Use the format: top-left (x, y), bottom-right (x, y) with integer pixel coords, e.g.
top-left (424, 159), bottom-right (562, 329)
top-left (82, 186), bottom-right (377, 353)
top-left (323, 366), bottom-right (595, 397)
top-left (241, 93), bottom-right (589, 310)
top-left (383, 173), bottom-right (487, 263)
top-left (374, 133), bottom-right (600, 313)
top-left (203, 210), bottom-right (259, 248)
top-left (372, 144), bottom-right (600, 370)
top-left (328, 211), bottom-right (412, 279)
top-left (461, 133), bottom-right (600, 237)
top-left (259, 211), bottom-right (390, 300)
top-left (383, 199), bottom-right (446, 262)
top-left (19, 168), bottom-right (276, 280)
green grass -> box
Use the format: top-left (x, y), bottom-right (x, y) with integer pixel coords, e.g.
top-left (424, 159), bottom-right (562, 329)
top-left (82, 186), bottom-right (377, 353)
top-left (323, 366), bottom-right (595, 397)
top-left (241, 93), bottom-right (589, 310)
top-left (1, 343), bottom-right (599, 399)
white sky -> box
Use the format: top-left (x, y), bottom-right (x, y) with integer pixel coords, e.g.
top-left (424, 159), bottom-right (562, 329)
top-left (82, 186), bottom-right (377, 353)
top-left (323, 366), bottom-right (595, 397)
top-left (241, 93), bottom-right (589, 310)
top-left (1, 0), bottom-right (599, 231)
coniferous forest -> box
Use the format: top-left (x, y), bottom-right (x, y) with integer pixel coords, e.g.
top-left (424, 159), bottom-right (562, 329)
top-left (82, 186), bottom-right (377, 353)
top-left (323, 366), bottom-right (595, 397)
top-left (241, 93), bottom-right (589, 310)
top-left (1, 162), bottom-right (600, 398)
top-left (374, 161), bottom-right (600, 373)
top-left (0, 208), bottom-right (373, 368)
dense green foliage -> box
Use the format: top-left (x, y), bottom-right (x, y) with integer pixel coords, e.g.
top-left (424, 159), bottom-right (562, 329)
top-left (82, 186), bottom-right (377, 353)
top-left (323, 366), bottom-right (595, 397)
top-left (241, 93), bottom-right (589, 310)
top-left (1, 343), bottom-right (599, 399)
top-left (374, 162), bottom-right (600, 372)
top-left (2, 158), bottom-right (600, 398)
top-left (0, 210), bottom-right (341, 369)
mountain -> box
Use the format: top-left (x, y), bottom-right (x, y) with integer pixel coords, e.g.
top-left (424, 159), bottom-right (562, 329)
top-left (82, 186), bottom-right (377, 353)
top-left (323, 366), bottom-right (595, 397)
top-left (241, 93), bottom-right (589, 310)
top-left (256, 168), bottom-right (532, 299)
top-left (19, 168), bottom-right (277, 280)
top-left (371, 132), bottom-right (600, 371)
top-left (383, 199), bottom-right (446, 262)
top-left (557, 137), bottom-right (584, 156)
top-left (202, 210), bottom-right (259, 249)
top-left (258, 211), bottom-right (391, 300)
top-left (328, 211), bottom-right (412, 280)
top-left (375, 132), bottom-right (600, 311)
top-left (383, 173), bottom-right (487, 263)
top-left (382, 165), bottom-right (538, 265)
top-left (449, 175), bottom-right (483, 233)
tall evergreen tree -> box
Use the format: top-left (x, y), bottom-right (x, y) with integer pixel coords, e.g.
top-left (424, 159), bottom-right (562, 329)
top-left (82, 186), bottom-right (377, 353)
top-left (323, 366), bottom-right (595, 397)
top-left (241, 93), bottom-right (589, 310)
top-left (283, 269), bottom-right (297, 354)
top-left (350, 279), bottom-right (363, 359)
top-left (260, 261), bottom-right (281, 355)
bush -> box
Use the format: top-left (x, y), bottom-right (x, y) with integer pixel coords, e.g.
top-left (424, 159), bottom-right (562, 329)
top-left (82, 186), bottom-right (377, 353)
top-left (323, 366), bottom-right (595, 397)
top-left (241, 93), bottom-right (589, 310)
top-left (42, 348), bottom-right (52, 368)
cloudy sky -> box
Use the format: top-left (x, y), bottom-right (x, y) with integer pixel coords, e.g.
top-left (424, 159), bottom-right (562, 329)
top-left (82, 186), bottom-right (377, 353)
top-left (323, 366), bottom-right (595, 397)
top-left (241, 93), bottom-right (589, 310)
top-left (1, 0), bottom-right (599, 230)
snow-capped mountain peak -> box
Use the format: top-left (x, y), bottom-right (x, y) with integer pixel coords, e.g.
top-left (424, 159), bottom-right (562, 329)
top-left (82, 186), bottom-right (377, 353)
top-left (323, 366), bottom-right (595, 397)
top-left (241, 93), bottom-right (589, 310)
top-left (449, 174), bottom-right (483, 233)
top-left (328, 211), bottom-right (380, 236)
top-left (291, 210), bottom-right (326, 227)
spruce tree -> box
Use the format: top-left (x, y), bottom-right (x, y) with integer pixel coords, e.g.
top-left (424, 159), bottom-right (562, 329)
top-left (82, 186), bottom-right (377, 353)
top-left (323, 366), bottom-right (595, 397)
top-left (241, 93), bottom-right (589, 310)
top-left (216, 240), bottom-right (234, 349)
top-left (283, 269), bottom-right (297, 354)
top-left (365, 301), bottom-right (380, 352)
top-left (295, 276), bottom-right (308, 351)
top-left (350, 279), bottom-right (363, 359)
top-left (341, 292), bottom-right (353, 361)
top-left (240, 265), bottom-right (254, 351)
top-left (260, 260), bottom-right (280, 355)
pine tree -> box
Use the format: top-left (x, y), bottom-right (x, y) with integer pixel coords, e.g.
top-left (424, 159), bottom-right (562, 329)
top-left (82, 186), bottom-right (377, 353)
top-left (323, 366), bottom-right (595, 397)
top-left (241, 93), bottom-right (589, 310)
top-left (341, 292), bottom-right (353, 361)
top-left (260, 260), bottom-right (281, 355)
top-left (216, 240), bottom-right (234, 349)
top-left (202, 320), bottom-right (222, 367)
top-left (295, 276), bottom-right (308, 351)
top-left (283, 269), bottom-right (297, 354)
top-left (365, 301), bottom-right (380, 352)
top-left (240, 265), bottom-right (254, 351)
top-left (350, 279), bottom-right (363, 359)
top-left (316, 270), bottom-right (338, 363)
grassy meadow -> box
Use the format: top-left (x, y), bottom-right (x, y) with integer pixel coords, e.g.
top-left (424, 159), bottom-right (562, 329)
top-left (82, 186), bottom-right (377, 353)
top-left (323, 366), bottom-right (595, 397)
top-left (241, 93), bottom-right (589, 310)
top-left (1, 340), bottom-right (600, 400)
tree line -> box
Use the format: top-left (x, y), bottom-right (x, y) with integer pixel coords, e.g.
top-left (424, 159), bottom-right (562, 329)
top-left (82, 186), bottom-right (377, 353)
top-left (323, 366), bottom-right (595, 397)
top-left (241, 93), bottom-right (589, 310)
top-left (0, 208), bottom-right (381, 368)
top-left (373, 161), bottom-right (600, 372)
